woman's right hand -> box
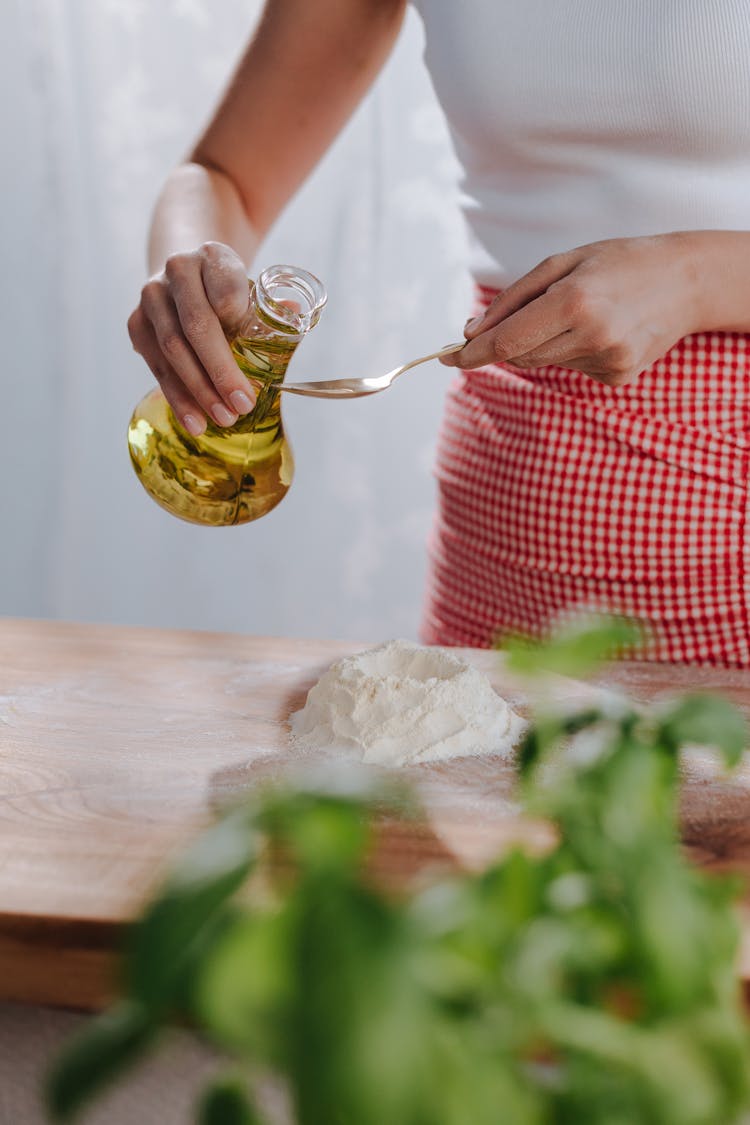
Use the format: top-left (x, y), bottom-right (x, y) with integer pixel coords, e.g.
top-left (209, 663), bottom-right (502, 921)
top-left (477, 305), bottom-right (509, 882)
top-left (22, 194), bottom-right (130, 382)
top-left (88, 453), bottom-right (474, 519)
top-left (127, 241), bottom-right (256, 437)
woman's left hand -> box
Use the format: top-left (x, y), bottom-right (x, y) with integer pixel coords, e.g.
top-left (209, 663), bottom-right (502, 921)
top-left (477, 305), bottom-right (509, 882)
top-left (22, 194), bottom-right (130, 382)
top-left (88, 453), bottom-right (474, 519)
top-left (441, 233), bottom-right (704, 386)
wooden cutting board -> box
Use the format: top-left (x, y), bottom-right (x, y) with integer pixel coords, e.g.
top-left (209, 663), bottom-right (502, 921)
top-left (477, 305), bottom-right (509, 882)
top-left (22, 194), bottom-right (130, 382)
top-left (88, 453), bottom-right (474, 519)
top-left (1, 617), bottom-right (750, 1010)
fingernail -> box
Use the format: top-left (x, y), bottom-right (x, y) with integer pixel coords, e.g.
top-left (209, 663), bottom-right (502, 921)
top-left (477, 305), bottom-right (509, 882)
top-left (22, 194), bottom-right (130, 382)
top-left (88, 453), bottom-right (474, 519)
top-left (212, 403), bottom-right (237, 427)
top-left (183, 413), bottom-right (205, 436)
top-left (229, 390), bottom-right (254, 415)
top-left (465, 316), bottom-right (484, 336)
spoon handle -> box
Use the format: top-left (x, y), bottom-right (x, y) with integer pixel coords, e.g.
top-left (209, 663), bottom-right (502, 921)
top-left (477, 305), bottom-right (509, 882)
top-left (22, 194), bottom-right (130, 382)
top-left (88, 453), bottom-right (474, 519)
top-left (392, 340), bottom-right (465, 379)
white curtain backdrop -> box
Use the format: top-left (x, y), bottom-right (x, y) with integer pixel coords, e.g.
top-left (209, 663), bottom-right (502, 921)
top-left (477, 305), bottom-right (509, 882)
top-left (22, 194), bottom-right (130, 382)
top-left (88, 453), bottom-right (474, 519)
top-left (2, 0), bottom-right (471, 643)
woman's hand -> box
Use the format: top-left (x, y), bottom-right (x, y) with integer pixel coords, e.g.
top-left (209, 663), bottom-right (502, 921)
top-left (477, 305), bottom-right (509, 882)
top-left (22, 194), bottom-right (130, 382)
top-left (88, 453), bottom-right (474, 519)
top-left (127, 241), bottom-right (256, 436)
top-left (442, 233), bottom-right (705, 386)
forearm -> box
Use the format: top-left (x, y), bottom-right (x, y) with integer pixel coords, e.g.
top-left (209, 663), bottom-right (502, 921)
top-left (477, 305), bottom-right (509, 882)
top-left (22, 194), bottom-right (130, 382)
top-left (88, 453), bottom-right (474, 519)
top-left (134, 0), bottom-right (406, 434)
top-left (147, 0), bottom-right (406, 277)
top-left (685, 229), bottom-right (750, 334)
top-left (147, 161), bottom-right (260, 275)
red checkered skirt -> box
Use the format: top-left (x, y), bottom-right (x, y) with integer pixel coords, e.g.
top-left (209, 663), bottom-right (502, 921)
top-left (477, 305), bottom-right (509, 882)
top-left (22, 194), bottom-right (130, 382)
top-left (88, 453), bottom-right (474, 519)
top-left (422, 290), bottom-right (750, 665)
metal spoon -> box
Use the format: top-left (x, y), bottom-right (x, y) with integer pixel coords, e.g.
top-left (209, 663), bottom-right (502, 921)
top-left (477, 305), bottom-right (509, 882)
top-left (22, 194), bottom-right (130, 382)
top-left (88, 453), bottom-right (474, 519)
top-left (277, 341), bottom-right (464, 399)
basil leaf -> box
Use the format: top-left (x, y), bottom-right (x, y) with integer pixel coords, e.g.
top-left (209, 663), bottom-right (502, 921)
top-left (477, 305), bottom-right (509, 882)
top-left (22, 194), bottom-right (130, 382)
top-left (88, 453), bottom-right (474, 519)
top-left (197, 1077), bottom-right (264, 1125)
top-left (126, 807), bottom-right (260, 1012)
top-left (46, 1001), bottom-right (155, 1122)
top-left (657, 694), bottom-right (747, 766)
top-left (504, 617), bottom-right (642, 678)
top-left (195, 909), bottom-right (292, 1064)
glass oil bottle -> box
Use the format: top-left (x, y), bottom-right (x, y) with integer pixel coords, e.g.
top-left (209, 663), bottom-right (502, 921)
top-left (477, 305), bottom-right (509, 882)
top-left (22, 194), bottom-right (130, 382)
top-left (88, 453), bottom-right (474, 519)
top-left (127, 264), bottom-right (326, 526)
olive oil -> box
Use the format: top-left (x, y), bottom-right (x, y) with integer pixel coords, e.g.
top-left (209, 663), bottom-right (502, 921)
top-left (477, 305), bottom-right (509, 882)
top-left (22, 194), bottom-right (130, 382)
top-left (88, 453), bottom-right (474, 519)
top-left (127, 265), bottom-right (326, 527)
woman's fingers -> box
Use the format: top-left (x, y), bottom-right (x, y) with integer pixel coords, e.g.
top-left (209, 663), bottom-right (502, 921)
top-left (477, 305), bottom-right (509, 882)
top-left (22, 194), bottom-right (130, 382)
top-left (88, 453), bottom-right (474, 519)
top-left (441, 290), bottom-right (640, 385)
top-left (562, 358), bottom-right (641, 387)
top-left (464, 249), bottom-right (584, 339)
top-left (445, 287), bottom-right (572, 371)
top-left (165, 254), bottom-right (256, 418)
top-left (129, 242), bottom-right (257, 429)
top-left (128, 310), bottom-right (207, 435)
top-left (502, 330), bottom-right (580, 370)
top-left (141, 280), bottom-right (240, 428)
top-left (448, 317), bottom-right (641, 385)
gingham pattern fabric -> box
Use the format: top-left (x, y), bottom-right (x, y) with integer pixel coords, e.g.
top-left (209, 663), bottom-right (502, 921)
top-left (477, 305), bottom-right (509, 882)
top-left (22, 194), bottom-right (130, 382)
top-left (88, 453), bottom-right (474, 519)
top-left (422, 289), bottom-right (750, 665)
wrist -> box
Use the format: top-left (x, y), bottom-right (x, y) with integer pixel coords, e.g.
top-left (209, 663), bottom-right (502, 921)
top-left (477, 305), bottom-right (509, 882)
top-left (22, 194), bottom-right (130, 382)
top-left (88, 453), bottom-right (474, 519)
top-left (148, 163), bottom-right (259, 276)
top-left (673, 229), bottom-right (750, 335)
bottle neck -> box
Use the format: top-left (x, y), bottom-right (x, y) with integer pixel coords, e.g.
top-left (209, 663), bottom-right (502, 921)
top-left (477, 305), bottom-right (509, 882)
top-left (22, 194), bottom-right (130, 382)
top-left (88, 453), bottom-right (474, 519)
top-left (253, 264), bottom-right (327, 338)
top-left (228, 266), bottom-right (326, 404)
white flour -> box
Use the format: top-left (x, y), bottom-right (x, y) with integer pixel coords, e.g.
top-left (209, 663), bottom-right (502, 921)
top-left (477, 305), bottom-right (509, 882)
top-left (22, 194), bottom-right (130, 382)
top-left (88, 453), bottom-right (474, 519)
top-left (289, 640), bottom-right (522, 766)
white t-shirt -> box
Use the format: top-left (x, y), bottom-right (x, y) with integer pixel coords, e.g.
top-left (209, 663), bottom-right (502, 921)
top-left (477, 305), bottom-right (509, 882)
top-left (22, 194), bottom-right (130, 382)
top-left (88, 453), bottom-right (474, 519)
top-left (412, 1), bottom-right (750, 286)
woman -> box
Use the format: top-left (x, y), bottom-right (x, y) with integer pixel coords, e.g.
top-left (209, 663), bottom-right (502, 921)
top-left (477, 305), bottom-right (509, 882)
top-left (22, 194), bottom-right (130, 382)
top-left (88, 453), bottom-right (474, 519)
top-left (128, 0), bottom-right (750, 665)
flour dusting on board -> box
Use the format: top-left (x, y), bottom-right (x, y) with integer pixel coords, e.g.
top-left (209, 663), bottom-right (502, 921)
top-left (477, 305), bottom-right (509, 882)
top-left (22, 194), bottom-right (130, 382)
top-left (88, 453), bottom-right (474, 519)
top-left (288, 640), bottom-right (523, 766)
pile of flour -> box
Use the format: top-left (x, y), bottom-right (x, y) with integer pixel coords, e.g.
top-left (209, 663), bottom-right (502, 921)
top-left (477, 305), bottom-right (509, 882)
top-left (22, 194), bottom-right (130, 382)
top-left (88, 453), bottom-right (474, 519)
top-left (289, 639), bottom-right (522, 767)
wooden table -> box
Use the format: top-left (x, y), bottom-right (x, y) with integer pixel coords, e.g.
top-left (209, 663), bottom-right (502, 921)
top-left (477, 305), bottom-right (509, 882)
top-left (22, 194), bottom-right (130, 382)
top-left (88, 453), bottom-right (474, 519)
top-left (2, 617), bottom-right (750, 1010)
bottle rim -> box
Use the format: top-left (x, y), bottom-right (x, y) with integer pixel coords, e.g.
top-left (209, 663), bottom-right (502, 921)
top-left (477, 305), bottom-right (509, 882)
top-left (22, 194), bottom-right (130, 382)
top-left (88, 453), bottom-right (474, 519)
top-left (256, 264), bottom-right (327, 335)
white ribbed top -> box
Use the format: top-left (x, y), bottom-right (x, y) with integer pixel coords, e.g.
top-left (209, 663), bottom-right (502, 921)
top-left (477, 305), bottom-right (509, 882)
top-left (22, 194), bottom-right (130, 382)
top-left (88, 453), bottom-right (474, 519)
top-left (413, 1), bottom-right (750, 286)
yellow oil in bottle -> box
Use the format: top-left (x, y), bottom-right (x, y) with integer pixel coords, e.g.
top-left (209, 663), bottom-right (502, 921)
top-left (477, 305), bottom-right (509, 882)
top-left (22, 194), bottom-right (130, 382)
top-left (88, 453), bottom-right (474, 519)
top-left (127, 265), bottom-right (326, 527)
top-left (128, 336), bottom-right (295, 527)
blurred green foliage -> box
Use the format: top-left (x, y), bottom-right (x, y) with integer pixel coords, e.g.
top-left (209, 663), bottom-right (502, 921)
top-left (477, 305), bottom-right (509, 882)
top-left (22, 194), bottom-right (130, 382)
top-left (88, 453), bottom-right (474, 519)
top-left (47, 622), bottom-right (750, 1124)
